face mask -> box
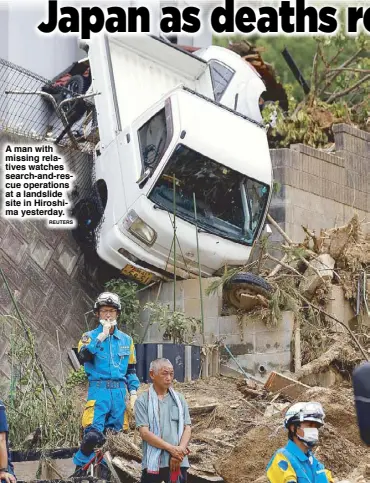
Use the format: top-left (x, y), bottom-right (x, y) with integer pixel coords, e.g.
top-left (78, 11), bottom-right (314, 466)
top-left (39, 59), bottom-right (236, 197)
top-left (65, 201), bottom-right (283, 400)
top-left (298, 428), bottom-right (319, 447)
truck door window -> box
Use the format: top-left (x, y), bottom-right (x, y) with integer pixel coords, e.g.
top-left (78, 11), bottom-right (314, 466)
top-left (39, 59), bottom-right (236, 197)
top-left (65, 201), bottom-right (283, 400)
top-left (209, 61), bottom-right (234, 102)
top-left (138, 108), bottom-right (168, 173)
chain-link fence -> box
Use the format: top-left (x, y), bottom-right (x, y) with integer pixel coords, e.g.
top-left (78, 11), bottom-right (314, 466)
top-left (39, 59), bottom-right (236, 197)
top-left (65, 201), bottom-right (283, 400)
top-left (0, 57), bottom-right (100, 208)
top-left (0, 57), bottom-right (108, 253)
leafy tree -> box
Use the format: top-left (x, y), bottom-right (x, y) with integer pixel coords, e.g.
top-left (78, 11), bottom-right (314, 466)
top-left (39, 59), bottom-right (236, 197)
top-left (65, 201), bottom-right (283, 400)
top-left (214, 30), bottom-right (369, 147)
top-left (104, 279), bottom-right (142, 341)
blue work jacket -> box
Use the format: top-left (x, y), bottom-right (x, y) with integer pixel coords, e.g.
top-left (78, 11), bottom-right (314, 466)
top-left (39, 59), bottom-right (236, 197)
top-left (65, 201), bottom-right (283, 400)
top-left (266, 440), bottom-right (333, 483)
top-left (78, 325), bottom-right (140, 392)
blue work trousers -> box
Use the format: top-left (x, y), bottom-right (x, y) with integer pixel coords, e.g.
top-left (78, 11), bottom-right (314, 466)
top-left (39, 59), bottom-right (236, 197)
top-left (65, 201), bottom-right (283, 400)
top-left (73, 382), bottom-right (127, 467)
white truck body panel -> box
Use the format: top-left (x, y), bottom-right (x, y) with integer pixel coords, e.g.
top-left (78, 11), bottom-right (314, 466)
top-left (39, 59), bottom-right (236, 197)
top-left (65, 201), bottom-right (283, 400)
top-left (94, 89), bottom-right (271, 278)
top-left (86, 35), bottom-right (273, 281)
top-left (194, 45), bottom-right (266, 123)
top-left (88, 35), bottom-right (213, 149)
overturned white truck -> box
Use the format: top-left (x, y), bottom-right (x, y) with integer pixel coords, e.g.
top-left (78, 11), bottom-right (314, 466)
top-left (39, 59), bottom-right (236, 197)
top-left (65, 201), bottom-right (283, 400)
top-left (77, 35), bottom-right (273, 307)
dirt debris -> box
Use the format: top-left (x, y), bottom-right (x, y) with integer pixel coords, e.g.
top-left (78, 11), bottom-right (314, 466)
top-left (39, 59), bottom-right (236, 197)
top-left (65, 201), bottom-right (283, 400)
top-left (104, 376), bottom-right (367, 483)
top-left (105, 216), bottom-right (369, 483)
top-left (103, 431), bottom-right (142, 462)
top-left (215, 381), bottom-right (367, 483)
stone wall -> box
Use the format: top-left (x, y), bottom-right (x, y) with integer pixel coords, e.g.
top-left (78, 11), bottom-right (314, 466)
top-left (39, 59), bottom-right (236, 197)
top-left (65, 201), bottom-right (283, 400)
top-left (270, 124), bottom-right (369, 244)
top-left (138, 278), bottom-right (294, 376)
top-left (0, 217), bottom-right (100, 388)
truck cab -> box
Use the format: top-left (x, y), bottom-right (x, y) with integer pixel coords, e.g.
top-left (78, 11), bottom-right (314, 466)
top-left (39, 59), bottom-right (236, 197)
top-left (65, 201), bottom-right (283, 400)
top-left (81, 35), bottom-right (272, 286)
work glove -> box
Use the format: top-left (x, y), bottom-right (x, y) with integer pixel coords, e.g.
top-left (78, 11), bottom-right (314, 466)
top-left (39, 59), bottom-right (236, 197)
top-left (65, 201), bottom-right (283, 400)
top-left (130, 390), bottom-right (137, 410)
top-left (97, 321), bottom-right (111, 342)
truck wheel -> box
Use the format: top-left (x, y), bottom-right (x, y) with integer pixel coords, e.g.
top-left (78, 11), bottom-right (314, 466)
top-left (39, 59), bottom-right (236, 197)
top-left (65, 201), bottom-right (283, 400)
top-left (72, 198), bottom-right (102, 248)
top-left (62, 74), bottom-right (85, 114)
top-left (225, 272), bottom-right (273, 309)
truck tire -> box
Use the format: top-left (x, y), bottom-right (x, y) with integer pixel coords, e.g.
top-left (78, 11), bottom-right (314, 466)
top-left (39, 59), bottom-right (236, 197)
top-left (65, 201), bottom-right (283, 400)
top-left (225, 272), bottom-right (273, 309)
top-left (72, 197), bottom-right (102, 248)
top-left (62, 74), bottom-right (85, 114)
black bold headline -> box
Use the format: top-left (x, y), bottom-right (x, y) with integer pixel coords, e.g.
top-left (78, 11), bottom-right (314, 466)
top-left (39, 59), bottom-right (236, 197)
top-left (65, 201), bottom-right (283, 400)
top-left (38, 0), bottom-right (370, 40)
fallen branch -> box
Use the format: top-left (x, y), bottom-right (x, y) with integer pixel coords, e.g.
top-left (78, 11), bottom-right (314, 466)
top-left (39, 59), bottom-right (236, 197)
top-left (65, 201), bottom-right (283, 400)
top-left (317, 47), bottom-right (364, 96)
top-left (266, 254), bottom-right (303, 278)
top-left (327, 74), bottom-right (370, 103)
top-left (296, 292), bottom-right (369, 361)
top-left (328, 68), bottom-right (370, 74)
top-left (267, 214), bottom-right (293, 245)
top-left (267, 215), bottom-right (324, 284)
top-left (267, 254), bottom-right (288, 278)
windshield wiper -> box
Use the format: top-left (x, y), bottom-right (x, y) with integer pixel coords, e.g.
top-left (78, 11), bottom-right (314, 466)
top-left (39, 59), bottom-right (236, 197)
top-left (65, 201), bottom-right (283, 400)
top-left (153, 203), bottom-right (166, 211)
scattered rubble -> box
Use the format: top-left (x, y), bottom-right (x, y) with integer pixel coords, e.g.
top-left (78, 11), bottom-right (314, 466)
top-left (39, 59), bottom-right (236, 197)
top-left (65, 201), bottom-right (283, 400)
top-left (101, 215), bottom-right (369, 483)
top-left (101, 376), bottom-right (367, 483)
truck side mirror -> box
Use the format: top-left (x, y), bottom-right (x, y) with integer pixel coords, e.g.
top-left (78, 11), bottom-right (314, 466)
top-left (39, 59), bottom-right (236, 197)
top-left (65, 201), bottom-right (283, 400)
top-left (137, 168), bottom-right (152, 188)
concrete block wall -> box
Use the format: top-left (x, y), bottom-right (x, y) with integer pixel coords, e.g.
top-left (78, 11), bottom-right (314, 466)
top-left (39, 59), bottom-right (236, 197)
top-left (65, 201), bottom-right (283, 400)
top-left (138, 278), bottom-right (294, 375)
top-left (270, 124), bottom-right (369, 243)
top-left (0, 217), bottom-right (100, 389)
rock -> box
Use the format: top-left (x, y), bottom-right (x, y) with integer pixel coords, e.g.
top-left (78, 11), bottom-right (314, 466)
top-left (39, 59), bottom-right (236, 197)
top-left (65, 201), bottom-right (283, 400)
top-left (299, 367), bottom-right (344, 388)
top-left (299, 254), bottom-right (335, 297)
top-left (264, 403), bottom-right (290, 418)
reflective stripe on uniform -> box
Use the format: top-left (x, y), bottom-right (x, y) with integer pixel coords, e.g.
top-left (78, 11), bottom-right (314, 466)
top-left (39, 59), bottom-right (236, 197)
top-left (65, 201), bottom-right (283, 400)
top-left (82, 400), bottom-right (96, 428)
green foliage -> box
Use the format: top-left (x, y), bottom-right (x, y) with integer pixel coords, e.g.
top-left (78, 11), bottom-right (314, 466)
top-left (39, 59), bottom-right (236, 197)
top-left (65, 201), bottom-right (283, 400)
top-left (104, 278), bottom-right (141, 341)
top-left (66, 366), bottom-right (88, 388)
top-left (143, 302), bottom-right (200, 344)
top-left (214, 31), bottom-right (369, 148)
top-left (1, 315), bottom-right (81, 450)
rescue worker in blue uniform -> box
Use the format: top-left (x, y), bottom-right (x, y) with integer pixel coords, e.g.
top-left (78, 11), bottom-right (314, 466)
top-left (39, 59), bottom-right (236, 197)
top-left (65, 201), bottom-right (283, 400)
top-left (73, 292), bottom-right (140, 471)
top-left (266, 402), bottom-right (334, 483)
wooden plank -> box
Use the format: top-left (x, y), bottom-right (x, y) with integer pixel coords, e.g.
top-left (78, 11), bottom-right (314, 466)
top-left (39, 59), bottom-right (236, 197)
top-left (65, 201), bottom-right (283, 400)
top-left (112, 455), bottom-right (141, 483)
top-left (104, 451), bottom-right (123, 483)
top-left (264, 371), bottom-right (309, 400)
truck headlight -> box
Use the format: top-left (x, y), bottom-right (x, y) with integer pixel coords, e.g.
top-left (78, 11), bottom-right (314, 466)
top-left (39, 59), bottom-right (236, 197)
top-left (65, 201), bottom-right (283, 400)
top-left (122, 210), bottom-right (157, 246)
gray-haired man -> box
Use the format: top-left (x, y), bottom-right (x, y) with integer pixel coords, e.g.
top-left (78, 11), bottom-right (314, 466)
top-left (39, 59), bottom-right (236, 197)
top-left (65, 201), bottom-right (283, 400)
top-left (134, 358), bottom-right (192, 483)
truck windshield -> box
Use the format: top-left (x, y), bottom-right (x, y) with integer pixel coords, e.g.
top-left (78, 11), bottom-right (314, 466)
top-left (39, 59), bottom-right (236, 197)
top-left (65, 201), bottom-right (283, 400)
top-left (148, 144), bottom-right (269, 246)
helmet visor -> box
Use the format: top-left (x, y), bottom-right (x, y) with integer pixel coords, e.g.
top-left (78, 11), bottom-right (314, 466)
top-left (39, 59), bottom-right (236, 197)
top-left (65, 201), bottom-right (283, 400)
top-left (298, 403), bottom-right (325, 423)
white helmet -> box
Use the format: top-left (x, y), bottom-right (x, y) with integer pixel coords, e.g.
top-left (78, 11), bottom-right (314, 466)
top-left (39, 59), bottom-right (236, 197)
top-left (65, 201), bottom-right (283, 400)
top-left (284, 402), bottom-right (325, 428)
top-left (94, 292), bottom-right (121, 312)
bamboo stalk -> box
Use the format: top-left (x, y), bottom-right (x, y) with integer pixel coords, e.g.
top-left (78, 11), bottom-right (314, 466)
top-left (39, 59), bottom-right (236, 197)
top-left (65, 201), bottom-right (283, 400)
top-left (56, 330), bottom-right (65, 391)
top-left (294, 316), bottom-right (301, 372)
top-left (173, 175), bottom-right (177, 311)
top-left (0, 268), bottom-right (56, 404)
top-left (193, 193), bottom-right (205, 344)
